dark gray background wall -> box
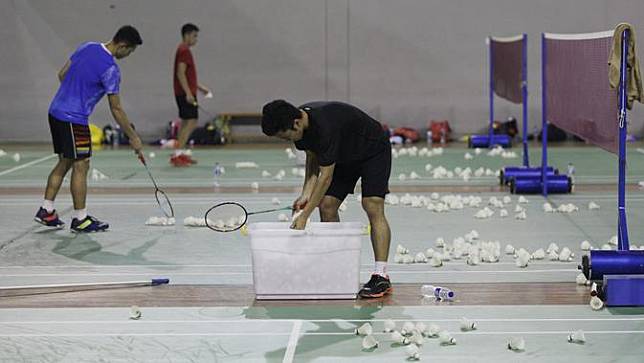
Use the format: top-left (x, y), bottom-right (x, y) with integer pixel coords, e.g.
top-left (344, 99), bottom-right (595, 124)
top-left (1, 0), bottom-right (643, 141)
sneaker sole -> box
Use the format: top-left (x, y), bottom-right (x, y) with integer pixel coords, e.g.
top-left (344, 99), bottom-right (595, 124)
top-left (359, 286), bottom-right (393, 299)
top-left (34, 217), bottom-right (64, 229)
top-left (71, 228), bottom-right (109, 233)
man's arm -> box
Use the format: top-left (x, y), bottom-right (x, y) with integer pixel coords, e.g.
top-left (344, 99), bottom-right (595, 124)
top-left (107, 94), bottom-right (142, 153)
top-left (57, 60), bottom-right (71, 82)
top-left (292, 163), bottom-right (334, 229)
top-left (197, 83), bottom-right (211, 94)
top-left (176, 62), bottom-right (195, 103)
top-left (302, 151), bottom-right (320, 197)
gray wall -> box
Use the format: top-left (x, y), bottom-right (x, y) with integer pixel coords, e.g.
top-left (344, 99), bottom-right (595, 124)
top-left (1, 0), bottom-right (643, 142)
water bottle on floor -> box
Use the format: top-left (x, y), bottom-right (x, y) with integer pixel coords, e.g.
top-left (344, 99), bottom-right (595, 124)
top-left (437, 288), bottom-right (455, 301)
top-left (420, 284), bottom-right (455, 301)
top-left (420, 284), bottom-right (438, 298)
top-left (213, 162), bottom-right (222, 186)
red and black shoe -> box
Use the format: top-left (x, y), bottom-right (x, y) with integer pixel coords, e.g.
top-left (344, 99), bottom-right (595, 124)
top-left (34, 207), bottom-right (65, 228)
top-left (358, 274), bottom-right (393, 298)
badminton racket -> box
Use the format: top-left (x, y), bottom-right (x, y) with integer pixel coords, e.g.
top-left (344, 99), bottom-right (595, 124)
top-left (138, 154), bottom-right (174, 218)
top-left (205, 201), bottom-right (294, 232)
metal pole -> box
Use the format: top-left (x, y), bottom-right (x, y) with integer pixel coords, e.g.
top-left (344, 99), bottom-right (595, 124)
top-left (541, 33), bottom-right (548, 197)
top-left (488, 37), bottom-right (495, 147)
top-left (522, 33), bottom-right (529, 167)
top-left (617, 29), bottom-right (630, 251)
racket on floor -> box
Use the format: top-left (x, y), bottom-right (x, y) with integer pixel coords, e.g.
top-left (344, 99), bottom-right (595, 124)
top-left (205, 201), bottom-right (293, 232)
top-left (138, 154), bottom-right (174, 218)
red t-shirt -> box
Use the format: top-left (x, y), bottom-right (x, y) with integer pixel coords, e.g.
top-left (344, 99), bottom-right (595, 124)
top-left (173, 44), bottom-right (197, 96)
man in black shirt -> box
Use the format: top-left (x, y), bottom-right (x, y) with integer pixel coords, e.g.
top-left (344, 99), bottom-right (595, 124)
top-left (261, 100), bottom-right (393, 298)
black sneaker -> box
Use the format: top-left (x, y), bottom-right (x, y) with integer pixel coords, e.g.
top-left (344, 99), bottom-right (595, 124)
top-left (358, 274), bottom-right (393, 298)
top-left (70, 215), bottom-right (109, 233)
top-left (34, 207), bottom-right (65, 228)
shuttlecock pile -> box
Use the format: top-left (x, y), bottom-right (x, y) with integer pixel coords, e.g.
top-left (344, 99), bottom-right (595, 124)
top-left (183, 216), bottom-right (211, 227)
top-left (567, 330), bottom-right (586, 344)
top-left (507, 337), bottom-right (525, 351)
top-left (145, 216), bottom-right (175, 226)
top-left (129, 305), bottom-right (142, 320)
top-left (235, 161), bottom-right (259, 169)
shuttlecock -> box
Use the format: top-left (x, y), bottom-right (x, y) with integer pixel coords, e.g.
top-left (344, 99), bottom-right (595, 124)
top-left (396, 244), bottom-right (410, 254)
top-left (590, 296), bottom-right (604, 310)
top-left (518, 196), bottom-right (528, 204)
top-left (12, 153), bottom-right (20, 162)
top-left (383, 319), bottom-right (396, 333)
top-left (546, 243), bottom-right (559, 254)
top-left (271, 197), bottom-right (281, 205)
top-left (568, 330), bottom-right (586, 344)
top-left (409, 331), bottom-right (425, 346)
top-left (415, 322), bottom-right (428, 337)
top-left (362, 335), bottom-right (378, 350)
top-left (425, 163), bottom-right (433, 172)
top-left (438, 331), bottom-right (456, 345)
top-left (608, 235), bottom-right (618, 246)
top-left (424, 248), bottom-right (435, 258)
top-left (401, 322), bottom-right (416, 336)
top-left (148, 152), bottom-right (156, 159)
top-left (502, 196), bottom-right (512, 204)
top-left (394, 254), bottom-right (405, 264)
top-left (543, 202), bottom-right (554, 213)
top-left (429, 255), bottom-right (443, 267)
top-left (507, 337), bottom-right (525, 351)
top-left (391, 331), bottom-right (410, 345)
top-left (409, 171), bottom-right (420, 180)
top-left (467, 253), bottom-right (481, 266)
top-left (516, 254), bottom-right (529, 268)
top-left (250, 182), bottom-right (259, 190)
top-left (601, 244), bottom-right (612, 250)
top-left (464, 152), bottom-right (473, 160)
top-left (531, 248), bottom-right (546, 260)
top-left (580, 240), bottom-right (592, 251)
top-left (129, 305), bottom-right (142, 320)
top-left (505, 244), bottom-right (515, 255)
top-left (414, 252), bottom-right (428, 263)
top-left (355, 322), bottom-right (373, 336)
top-left (588, 201), bottom-right (600, 210)
top-left (459, 317), bottom-right (476, 331)
top-left (399, 173), bottom-right (407, 181)
top-left (0, 149), bottom-right (6, 157)
top-left (427, 324), bottom-right (441, 337)
top-left (405, 344), bottom-right (421, 360)
top-left (403, 255), bottom-right (414, 264)
top-left (576, 273), bottom-right (589, 286)
top-left (261, 170), bottom-right (271, 178)
top-left (435, 237), bottom-right (445, 248)
top-left (558, 247), bottom-right (572, 262)
top-left (278, 213), bottom-right (289, 222)
top-left (515, 211), bottom-right (527, 220)
top-left (514, 205), bottom-right (524, 213)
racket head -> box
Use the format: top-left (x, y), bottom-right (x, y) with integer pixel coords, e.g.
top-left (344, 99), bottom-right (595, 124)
top-left (205, 202), bottom-right (249, 232)
top-left (155, 189), bottom-right (174, 218)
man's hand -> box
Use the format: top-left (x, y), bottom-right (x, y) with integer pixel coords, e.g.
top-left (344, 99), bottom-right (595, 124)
top-left (129, 135), bottom-right (143, 155)
top-left (292, 195), bottom-right (309, 214)
top-left (186, 93), bottom-right (196, 106)
top-left (290, 211), bottom-right (308, 230)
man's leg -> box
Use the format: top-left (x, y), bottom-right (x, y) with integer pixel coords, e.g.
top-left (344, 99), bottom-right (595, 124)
top-left (176, 118), bottom-right (198, 150)
top-left (44, 156), bottom-right (73, 203)
top-left (319, 195), bottom-right (342, 222)
top-left (358, 196), bottom-right (393, 298)
top-left (70, 158), bottom-right (90, 211)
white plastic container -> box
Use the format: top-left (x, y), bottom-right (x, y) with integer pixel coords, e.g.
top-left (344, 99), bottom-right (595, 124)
top-left (248, 222), bottom-right (363, 299)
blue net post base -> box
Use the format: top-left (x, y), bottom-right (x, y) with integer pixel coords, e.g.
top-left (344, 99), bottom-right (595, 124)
top-left (603, 275), bottom-right (644, 307)
top-left (583, 250), bottom-right (644, 281)
top-left (510, 175), bottom-right (572, 194)
top-left (500, 166), bottom-right (558, 185)
top-left (468, 134), bottom-right (512, 148)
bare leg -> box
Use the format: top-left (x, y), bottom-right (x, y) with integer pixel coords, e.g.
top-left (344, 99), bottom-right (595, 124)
top-left (362, 196), bottom-right (390, 262)
top-left (70, 158), bottom-right (90, 210)
top-left (319, 195), bottom-right (342, 222)
top-left (44, 156), bottom-right (73, 201)
top-left (176, 118), bottom-right (198, 149)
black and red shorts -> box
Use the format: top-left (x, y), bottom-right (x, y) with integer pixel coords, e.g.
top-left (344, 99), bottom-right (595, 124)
top-left (48, 114), bottom-right (92, 160)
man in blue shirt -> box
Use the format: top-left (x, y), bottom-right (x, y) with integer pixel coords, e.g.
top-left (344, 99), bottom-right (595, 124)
top-left (35, 25), bottom-right (144, 232)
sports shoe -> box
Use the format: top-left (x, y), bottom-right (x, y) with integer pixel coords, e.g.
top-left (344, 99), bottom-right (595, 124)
top-left (358, 274), bottom-right (393, 298)
top-left (71, 215), bottom-right (109, 233)
top-left (34, 207), bottom-right (65, 228)
top-left (170, 154), bottom-right (190, 167)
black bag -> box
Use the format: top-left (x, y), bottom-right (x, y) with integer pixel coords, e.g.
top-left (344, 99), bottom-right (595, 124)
top-left (189, 121), bottom-right (222, 145)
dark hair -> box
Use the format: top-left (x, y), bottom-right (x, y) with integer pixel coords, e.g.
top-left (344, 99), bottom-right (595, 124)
top-left (261, 100), bottom-right (301, 136)
top-left (181, 23), bottom-right (200, 37)
top-left (112, 25), bottom-right (143, 47)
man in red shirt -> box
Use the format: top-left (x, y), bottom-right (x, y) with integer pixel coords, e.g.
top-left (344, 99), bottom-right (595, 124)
top-left (171, 23), bottom-right (211, 166)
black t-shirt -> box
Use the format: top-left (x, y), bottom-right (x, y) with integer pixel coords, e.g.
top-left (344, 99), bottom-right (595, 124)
top-left (294, 101), bottom-right (388, 166)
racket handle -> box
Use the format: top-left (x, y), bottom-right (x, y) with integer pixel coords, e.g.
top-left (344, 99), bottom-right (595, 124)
top-left (138, 153), bottom-right (147, 166)
top-left (151, 278), bottom-right (170, 286)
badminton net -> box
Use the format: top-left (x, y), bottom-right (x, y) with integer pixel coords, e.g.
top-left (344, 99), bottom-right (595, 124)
top-left (490, 35), bottom-right (525, 104)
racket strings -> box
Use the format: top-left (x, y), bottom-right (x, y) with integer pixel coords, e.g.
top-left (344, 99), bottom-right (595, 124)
top-left (205, 203), bottom-right (248, 232)
top-left (155, 190), bottom-right (174, 218)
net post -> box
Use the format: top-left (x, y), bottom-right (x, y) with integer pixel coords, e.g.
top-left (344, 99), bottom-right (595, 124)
top-left (522, 33), bottom-right (529, 167)
top-left (617, 28), bottom-right (630, 251)
top-left (488, 37), bottom-right (495, 147)
top-left (541, 33), bottom-right (549, 197)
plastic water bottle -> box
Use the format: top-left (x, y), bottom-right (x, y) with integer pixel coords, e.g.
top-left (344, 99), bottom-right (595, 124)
top-left (213, 162), bottom-right (222, 186)
top-left (420, 284), bottom-right (438, 298)
top-left (426, 130), bottom-right (433, 146)
top-left (420, 284), bottom-right (455, 301)
top-left (437, 288), bottom-right (455, 301)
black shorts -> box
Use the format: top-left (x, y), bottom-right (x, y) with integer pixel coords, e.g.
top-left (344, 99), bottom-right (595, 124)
top-left (326, 144), bottom-right (391, 201)
top-left (175, 95), bottom-right (198, 120)
top-left (48, 114), bottom-right (91, 160)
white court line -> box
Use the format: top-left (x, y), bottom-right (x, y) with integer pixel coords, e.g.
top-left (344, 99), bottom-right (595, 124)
top-left (282, 320), bottom-right (302, 363)
top-left (0, 269), bottom-right (576, 277)
top-left (0, 154), bottom-right (56, 177)
top-left (4, 317), bottom-right (644, 325)
top-left (1, 330), bottom-right (642, 338)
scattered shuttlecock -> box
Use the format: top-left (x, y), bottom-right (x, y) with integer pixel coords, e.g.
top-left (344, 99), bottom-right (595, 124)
top-left (438, 331), bottom-right (456, 345)
top-left (559, 247), bottom-right (573, 262)
top-left (588, 201), bottom-right (600, 210)
top-left (546, 243), bottom-right (559, 254)
top-left (543, 202), bottom-right (554, 213)
top-left (129, 305), bottom-right (142, 320)
top-left (383, 319), bottom-right (396, 333)
top-left (394, 254), bottom-right (405, 264)
top-left (505, 244), bottom-right (515, 255)
top-left (235, 161), bottom-right (259, 169)
top-left (548, 250), bottom-right (559, 261)
top-left (427, 324), bottom-right (441, 337)
top-left (0, 149), bottom-right (6, 157)
top-left (401, 322), bottom-right (416, 336)
top-left (429, 255), bottom-right (443, 267)
top-left (145, 216), bottom-right (175, 226)
top-left (464, 152), bottom-right (473, 160)
top-left (409, 331), bottom-right (424, 346)
top-left (580, 240), bottom-right (592, 251)
top-left (425, 248), bottom-right (435, 258)
top-left (576, 273), bottom-right (589, 286)
top-left (409, 171), bottom-right (420, 180)
top-left (608, 235), bottom-right (618, 246)
top-left (507, 337), bottom-right (525, 351)
top-left (415, 322), bottom-right (428, 337)
top-left (396, 244), bottom-right (410, 254)
top-left (148, 152), bottom-right (156, 159)
top-left (405, 344), bottom-right (421, 360)
top-left (435, 237), bottom-right (445, 248)
top-left (502, 196), bottom-right (512, 204)
top-left (399, 173), bottom-right (407, 181)
top-left (601, 244), bottom-right (612, 250)
top-left (250, 182), bottom-right (259, 189)
top-left (362, 335), bottom-right (378, 350)
top-left (278, 213), bottom-right (289, 222)
top-left (355, 323), bottom-right (373, 336)
top-left (515, 254), bottom-right (530, 268)
top-left (391, 331), bottom-right (410, 345)
top-left (459, 317), bottom-right (476, 331)
top-left (271, 197), bottom-right (281, 205)
top-left (261, 170), bottom-right (271, 178)
top-left (568, 330), bottom-right (586, 344)
top-left (518, 196), bottom-right (528, 204)
top-left (183, 216), bottom-right (210, 227)
top-left (414, 252), bottom-right (428, 263)
top-left (12, 153), bottom-right (20, 162)
top-left (531, 248), bottom-right (545, 260)
top-left (590, 296), bottom-right (604, 310)
top-left (515, 211), bottom-right (527, 220)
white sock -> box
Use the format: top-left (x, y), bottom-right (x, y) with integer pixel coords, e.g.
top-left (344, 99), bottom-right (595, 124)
top-left (42, 200), bottom-right (55, 213)
top-left (374, 261), bottom-right (388, 277)
top-left (74, 208), bottom-right (87, 220)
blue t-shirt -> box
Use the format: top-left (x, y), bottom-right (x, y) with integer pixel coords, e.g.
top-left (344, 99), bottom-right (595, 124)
top-left (49, 42), bottom-right (120, 125)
